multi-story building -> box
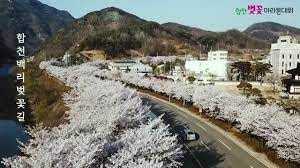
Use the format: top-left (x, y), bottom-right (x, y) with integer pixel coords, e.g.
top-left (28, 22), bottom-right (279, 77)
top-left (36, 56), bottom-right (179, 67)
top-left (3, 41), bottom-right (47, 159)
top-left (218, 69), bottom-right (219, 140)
top-left (283, 63), bottom-right (300, 98)
top-left (185, 50), bottom-right (229, 81)
top-left (207, 50), bottom-right (228, 61)
top-left (267, 35), bottom-right (300, 75)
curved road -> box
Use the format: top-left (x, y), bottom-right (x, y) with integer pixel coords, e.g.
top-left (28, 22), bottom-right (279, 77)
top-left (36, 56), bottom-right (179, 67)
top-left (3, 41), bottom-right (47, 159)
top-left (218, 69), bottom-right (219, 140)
top-left (141, 96), bottom-right (270, 168)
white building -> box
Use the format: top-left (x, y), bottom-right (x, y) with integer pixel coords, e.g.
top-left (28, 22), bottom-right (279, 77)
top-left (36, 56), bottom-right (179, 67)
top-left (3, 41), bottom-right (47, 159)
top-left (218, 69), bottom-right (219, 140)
top-left (108, 60), bottom-right (153, 74)
top-left (267, 35), bottom-right (300, 75)
top-left (185, 50), bottom-right (229, 81)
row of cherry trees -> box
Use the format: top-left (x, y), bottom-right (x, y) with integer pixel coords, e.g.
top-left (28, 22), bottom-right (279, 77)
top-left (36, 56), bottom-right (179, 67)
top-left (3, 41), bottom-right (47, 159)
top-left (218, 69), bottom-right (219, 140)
top-left (140, 56), bottom-right (178, 65)
top-left (3, 61), bottom-right (183, 168)
top-left (97, 66), bottom-right (300, 163)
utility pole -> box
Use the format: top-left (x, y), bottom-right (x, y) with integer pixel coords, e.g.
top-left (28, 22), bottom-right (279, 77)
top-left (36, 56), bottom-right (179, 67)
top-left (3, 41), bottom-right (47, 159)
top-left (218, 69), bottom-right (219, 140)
top-left (164, 61), bottom-right (166, 74)
top-left (169, 60), bottom-right (171, 75)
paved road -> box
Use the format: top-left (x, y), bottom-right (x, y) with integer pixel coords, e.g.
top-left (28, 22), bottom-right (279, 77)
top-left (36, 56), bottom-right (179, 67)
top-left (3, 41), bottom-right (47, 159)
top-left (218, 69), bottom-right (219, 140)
top-left (142, 97), bottom-right (269, 168)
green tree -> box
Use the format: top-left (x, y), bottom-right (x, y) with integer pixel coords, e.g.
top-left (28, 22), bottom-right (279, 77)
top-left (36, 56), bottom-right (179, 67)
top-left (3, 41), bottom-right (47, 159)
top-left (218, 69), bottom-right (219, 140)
top-left (81, 28), bottom-right (142, 57)
top-left (207, 72), bottom-right (217, 81)
top-left (279, 99), bottom-right (300, 114)
top-left (162, 62), bottom-right (174, 74)
top-left (175, 58), bottom-right (185, 67)
top-left (153, 65), bottom-right (161, 75)
top-left (251, 62), bottom-right (272, 82)
top-left (187, 76), bottom-right (196, 84)
top-left (251, 88), bottom-right (262, 97)
top-left (198, 35), bottom-right (218, 52)
top-left (231, 61), bottom-right (252, 81)
top-left (237, 81), bottom-right (252, 96)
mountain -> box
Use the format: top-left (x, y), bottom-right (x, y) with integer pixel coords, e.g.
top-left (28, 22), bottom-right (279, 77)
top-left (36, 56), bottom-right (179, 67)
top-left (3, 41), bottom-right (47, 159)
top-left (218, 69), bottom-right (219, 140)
top-left (162, 22), bottom-right (212, 44)
top-left (162, 22), bottom-right (268, 53)
top-left (36, 7), bottom-right (269, 62)
top-left (0, 30), bottom-right (15, 64)
top-left (0, 0), bottom-right (74, 63)
top-left (244, 22), bottom-right (300, 43)
top-left (35, 7), bottom-right (203, 61)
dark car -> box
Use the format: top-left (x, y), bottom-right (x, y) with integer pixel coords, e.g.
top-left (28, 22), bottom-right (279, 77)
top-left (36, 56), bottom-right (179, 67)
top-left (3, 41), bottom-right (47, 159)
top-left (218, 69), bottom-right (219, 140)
top-left (175, 125), bottom-right (198, 142)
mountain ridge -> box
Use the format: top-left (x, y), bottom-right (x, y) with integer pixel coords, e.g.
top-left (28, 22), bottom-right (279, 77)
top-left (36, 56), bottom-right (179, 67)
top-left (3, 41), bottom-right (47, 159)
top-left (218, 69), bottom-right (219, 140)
top-left (35, 7), bottom-right (274, 62)
top-left (35, 7), bottom-right (200, 61)
top-left (0, 0), bottom-right (74, 63)
top-left (244, 21), bottom-right (300, 43)
top-left (1, 1), bottom-right (300, 64)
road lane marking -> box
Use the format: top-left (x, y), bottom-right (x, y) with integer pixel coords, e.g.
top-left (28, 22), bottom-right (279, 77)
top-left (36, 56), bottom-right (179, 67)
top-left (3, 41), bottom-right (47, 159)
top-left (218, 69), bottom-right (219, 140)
top-left (218, 139), bottom-right (232, 151)
top-left (199, 141), bottom-right (210, 151)
top-left (197, 124), bottom-right (208, 132)
top-left (184, 144), bottom-right (205, 168)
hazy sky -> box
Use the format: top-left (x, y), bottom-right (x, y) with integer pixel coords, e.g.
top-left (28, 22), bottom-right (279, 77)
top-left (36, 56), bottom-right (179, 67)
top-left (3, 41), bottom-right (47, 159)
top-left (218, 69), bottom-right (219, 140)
top-left (40, 0), bottom-right (300, 32)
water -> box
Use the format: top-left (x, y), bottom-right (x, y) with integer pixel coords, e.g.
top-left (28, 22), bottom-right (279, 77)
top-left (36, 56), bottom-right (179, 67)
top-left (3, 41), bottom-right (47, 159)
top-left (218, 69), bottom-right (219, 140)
top-left (0, 120), bottom-right (28, 166)
top-left (0, 65), bottom-right (28, 167)
top-left (0, 64), bottom-right (13, 77)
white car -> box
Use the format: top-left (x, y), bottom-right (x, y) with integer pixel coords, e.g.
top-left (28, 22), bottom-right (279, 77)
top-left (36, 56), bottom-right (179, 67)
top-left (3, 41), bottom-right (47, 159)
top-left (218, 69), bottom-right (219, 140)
top-left (185, 129), bottom-right (197, 141)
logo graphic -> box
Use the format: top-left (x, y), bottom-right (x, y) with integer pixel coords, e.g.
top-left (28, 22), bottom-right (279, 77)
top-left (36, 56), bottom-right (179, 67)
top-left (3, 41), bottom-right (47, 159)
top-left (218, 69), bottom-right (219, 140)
top-left (235, 4), bottom-right (294, 15)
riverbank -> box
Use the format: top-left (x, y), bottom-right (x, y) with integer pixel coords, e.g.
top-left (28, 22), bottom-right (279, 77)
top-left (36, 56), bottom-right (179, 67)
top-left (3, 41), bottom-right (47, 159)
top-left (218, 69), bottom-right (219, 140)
top-left (24, 63), bottom-right (70, 127)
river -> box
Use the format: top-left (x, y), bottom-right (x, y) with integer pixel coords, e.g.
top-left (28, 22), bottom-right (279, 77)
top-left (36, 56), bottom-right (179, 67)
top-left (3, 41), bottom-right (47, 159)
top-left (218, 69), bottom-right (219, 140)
top-left (0, 120), bottom-right (28, 166)
top-left (0, 64), bottom-right (28, 167)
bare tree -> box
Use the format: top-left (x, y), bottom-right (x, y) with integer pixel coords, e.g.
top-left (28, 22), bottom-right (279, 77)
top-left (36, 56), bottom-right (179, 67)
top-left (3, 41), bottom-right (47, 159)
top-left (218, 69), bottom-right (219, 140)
top-left (264, 72), bottom-right (282, 92)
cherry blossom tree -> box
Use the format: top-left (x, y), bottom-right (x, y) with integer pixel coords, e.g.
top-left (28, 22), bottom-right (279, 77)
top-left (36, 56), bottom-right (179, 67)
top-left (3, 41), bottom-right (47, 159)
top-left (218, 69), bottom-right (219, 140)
top-left (3, 61), bottom-right (183, 168)
top-left (96, 65), bottom-right (300, 163)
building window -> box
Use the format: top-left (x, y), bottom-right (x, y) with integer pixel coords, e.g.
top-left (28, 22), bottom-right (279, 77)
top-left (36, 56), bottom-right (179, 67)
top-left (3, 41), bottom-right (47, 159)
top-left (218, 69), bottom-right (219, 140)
top-left (289, 62), bottom-right (292, 67)
top-left (290, 54), bottom-right (292, 59)
top-left (282, 69), bottom-right (284, 74)
top-left (282, 61), bottom-right (284, 67)
top-left (282, 54), bottom-right (284, 59)
top-left (298, 54), bottom-right (299, 59)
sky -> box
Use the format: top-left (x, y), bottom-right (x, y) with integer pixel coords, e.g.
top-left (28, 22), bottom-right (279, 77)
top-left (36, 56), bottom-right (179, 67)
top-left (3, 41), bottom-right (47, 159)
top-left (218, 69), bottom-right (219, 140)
top-left (39, 0), bottom-right (300, 32)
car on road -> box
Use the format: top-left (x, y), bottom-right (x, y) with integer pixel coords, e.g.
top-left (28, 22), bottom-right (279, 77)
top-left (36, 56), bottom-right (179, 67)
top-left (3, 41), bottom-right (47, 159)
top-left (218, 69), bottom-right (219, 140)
top-left (176, 125), bottom-right (198, 142)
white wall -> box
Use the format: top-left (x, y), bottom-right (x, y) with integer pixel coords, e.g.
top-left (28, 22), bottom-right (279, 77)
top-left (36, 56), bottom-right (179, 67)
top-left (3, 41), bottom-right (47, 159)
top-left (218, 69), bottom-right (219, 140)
top-left (268, 36), bottom-right (300, 75)
top-left (185, 60), bottom-right (228, 80)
